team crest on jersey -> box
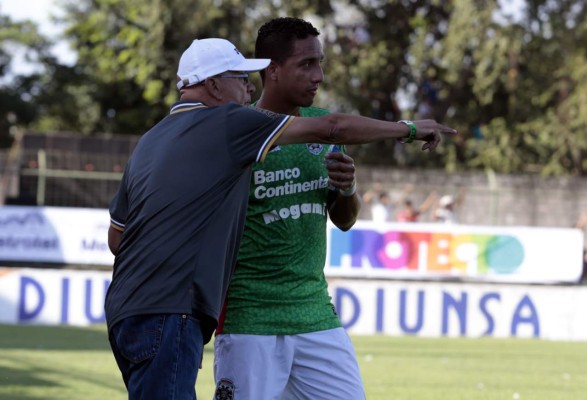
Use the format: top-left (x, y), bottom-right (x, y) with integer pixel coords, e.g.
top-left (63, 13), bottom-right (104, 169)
top-left (214, 379), bottom-right (235, 400)
top-left (307, 143), bottom-right (323, 155)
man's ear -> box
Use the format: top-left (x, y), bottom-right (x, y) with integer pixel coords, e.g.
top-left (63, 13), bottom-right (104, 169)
top-left (266, 62), bottom-right (279, 82)
top-left (204, 78), bottom-right (222, 100)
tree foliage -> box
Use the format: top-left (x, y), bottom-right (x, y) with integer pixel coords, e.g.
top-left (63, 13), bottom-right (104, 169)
top-left (1, 0), bottom-right (586, 176)
top-left (0, 14), bottom-right (52, 146)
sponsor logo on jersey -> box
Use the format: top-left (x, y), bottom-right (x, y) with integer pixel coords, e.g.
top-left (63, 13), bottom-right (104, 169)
top-left (254, 168), bottom-right (301, 184)
top-left (306, 143), bottom-right (323, 155)
top-left (262, 202), bottom-right (327, 224)
top-left (214, 378), bottom-right (235, 400)
top-left (254, 177), bottom-right (329, 200)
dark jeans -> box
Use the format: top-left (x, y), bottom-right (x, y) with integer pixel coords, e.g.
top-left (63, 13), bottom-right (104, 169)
top-left (109, 314), bottom-right (204, 400)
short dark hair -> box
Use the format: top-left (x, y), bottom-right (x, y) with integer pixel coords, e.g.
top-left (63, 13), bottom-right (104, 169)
top-left (255, 17), bottom-right (320, 80)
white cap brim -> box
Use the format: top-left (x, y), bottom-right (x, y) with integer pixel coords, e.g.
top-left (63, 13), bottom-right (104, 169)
top-left (231, 58), bottom-right (270, 72)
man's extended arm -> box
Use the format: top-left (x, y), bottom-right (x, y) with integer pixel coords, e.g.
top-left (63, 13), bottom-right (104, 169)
top-left (276, 115), bottom-right (455, 150)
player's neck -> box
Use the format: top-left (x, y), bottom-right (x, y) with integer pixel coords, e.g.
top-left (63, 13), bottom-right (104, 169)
top-left (256, 92), bottom-right (300, 116)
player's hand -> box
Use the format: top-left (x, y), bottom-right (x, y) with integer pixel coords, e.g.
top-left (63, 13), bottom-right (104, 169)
top-left (412, 120), bottom-right (458, 151)
top-left (324, 151), bottom-right (356, 191)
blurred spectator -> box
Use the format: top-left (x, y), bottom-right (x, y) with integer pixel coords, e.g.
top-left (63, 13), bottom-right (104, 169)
top-left (471, 124), bottom-right (484, 140)
top-left (371, 192), bottom-right (393, 222)
top-left (575, 213), bottom-right (587, 230)
top-left (396, 191), bottom-right (437, 222)
top-left (574, 213), bottom-right (587, 283)
top-left (415, 78), bottom-right (440, 120)
top-left (361, 181), bottom-right (384, 208)
top-left (432, 188), bottom-right (466, 224)
top-left (420, 78), bottom-right (439, 105)
top-left (416, 97), bottom-right (434, 119)
top-left (363, 183), bottom-right (414, 223)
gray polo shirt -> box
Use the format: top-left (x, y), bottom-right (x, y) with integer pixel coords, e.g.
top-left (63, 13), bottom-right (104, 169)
top-left (105, 101), bottom-right (292, 342)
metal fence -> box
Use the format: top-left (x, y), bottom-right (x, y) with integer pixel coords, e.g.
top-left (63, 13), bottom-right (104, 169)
top-left (2, 132), bottom-right (139, 208)
top-left (3, 132), bottom-right (587, 232)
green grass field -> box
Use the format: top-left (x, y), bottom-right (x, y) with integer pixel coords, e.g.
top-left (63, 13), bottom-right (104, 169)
top-left (1, 324), bottom-right (586, 400)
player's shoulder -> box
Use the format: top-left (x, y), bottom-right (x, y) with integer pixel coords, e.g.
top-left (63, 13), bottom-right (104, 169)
top-left (299, 106), bottom-right (330, 117)
top-left (247, 102), bottom-right (287, 119)
top-left (227, 103), bottom-right (288, 124)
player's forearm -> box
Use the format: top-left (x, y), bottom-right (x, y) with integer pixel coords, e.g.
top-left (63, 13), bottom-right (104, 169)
top-left (279, 114), bottom-right (455, 150)
top-left (329, 192), bottom-right (361, 232)
top-left (280, 114), bottom-right (408, 144)
top-left (326, 113), bottom-right (411, 143)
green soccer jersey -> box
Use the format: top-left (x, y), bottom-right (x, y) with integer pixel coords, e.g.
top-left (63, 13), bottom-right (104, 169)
top-left (219, 106), bottom-right (342, 335)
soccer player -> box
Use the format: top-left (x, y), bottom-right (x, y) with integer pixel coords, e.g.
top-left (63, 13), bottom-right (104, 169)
top-left (106, 37), bottom-right (456, 399)
top-left (213, 17), bottom-right (362, 399)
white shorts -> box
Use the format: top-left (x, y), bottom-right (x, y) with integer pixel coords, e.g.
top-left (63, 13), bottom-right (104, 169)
top-left (213, 328), bottom-right (365, 400)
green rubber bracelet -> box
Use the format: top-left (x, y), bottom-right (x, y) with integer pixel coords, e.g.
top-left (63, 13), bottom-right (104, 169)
top-left (398, 120), bottom-right (417, 143)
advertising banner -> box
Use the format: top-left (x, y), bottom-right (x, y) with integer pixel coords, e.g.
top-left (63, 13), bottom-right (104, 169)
top-left (0, 206), bottom-right (113, 266)
top-left (1, 267), bottom-right (586, 341)
top-left (0, 206), bottom-right (583, 283)
top-left (326, 221), bottom-right (584, 283)
top-left (327, 279), bottom-right (587, 341)
top-left (0, 268), bottom-right (110, 326)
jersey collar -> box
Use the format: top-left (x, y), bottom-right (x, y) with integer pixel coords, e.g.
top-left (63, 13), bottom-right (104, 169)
top-left (170, 101), bottom-right (207, 115)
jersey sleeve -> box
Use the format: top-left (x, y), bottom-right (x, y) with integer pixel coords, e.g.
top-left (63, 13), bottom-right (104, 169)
top-left (109, 165), bottom-right (130, 232)
top-left (299, 106), bottom-right (347, 153)
top-left (225, 104), bottom-right (294, 164)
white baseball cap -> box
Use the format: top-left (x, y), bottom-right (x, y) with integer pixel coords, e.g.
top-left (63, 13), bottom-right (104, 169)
top-left (176, 38), bottom-right (270, 90)
top-left (439, 195), bottom-right (454, 207)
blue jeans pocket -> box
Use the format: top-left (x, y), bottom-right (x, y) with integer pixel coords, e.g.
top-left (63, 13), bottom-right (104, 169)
top-left (113, 314), bottom-right (165, 363)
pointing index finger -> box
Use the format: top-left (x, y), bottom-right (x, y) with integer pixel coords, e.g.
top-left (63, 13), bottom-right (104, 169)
top-left (440, 125), bottom-right (458, 135)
